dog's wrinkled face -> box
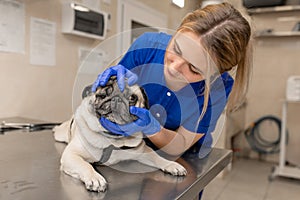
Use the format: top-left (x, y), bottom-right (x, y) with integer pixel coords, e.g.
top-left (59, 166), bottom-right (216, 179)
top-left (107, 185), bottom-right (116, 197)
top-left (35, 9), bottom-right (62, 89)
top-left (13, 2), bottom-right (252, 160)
top-left (93, 76), bottom-right (148, 125)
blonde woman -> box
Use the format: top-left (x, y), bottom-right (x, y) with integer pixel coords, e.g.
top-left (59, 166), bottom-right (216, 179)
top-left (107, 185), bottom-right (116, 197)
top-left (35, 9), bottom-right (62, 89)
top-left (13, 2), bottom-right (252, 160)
top-left (92, 3), bottom-right (252, 197)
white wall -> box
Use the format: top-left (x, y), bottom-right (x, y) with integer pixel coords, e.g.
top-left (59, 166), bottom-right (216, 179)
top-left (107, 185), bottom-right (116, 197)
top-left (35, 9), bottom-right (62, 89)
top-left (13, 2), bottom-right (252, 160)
top-left (0, 0), bottom-right (95, 122)
top-left (0, 0), bottom-right (199, 122)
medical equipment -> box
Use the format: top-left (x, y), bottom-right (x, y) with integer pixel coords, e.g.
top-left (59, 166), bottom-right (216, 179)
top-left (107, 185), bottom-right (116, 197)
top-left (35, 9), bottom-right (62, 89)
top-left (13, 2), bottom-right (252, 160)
top-left (244, 115), bottom-right (284, 155)
top-left (270, 76), bottom-right (300, 181)
top-left (62, 2), bottom-right (108, 40)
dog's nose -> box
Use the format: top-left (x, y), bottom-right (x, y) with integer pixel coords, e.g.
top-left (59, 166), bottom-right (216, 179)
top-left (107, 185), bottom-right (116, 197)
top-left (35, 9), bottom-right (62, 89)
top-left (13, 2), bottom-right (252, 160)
top-left (111, 96), bottom-right (123, 110)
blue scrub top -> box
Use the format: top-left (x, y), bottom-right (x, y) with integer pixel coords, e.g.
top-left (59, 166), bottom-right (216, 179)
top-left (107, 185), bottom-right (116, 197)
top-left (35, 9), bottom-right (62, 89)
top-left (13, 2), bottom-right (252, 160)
top-left (119, 32), bottom-right (233, 151)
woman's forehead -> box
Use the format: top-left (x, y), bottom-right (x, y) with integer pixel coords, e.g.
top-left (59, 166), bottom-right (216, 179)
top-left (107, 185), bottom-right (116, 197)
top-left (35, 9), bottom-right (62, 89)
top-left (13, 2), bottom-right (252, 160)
top-left (173, 31), bottom-right (218, 74)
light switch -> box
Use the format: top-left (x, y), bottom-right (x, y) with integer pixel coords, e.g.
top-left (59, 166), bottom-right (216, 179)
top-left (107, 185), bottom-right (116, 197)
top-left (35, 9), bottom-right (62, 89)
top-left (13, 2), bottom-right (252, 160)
top-left (107, 13), bottom-right (111, 31)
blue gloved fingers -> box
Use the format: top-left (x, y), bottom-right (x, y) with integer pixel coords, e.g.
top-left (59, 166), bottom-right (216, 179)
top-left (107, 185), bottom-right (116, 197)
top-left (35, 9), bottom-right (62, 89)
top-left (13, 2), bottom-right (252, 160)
top-left (117, 123), bottom-right (139, 136)
top-left (99, 67), bottom-right (117, 85)
top-left (129, 106), bottom-right (161, 135)
top-left (100, 117), bottom-right (125, 135)
top-left (100, 117), bottom-right (137, 137)
top-left (91, 68), bottom-right (116, 92)
top-left (129, 106), bottom-right (150, 127)
top-left (91, 74), bottom-right (102, 92)
top-left (92, 65), bottom-right (122, 92)
top-left (115, 65), bottom-right (138, 91)
top-left (116, 65), bottom-right (126, 92)
top-left (92, 64), bottom-right (138, 93)
top-left (100, 106), bottom-right (160, 137)
top-left (125, 70), bottom-right (138, 86)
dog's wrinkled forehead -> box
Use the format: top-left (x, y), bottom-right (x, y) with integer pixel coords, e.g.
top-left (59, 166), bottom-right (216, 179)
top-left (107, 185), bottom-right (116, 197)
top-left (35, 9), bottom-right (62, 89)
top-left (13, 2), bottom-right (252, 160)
top-left (96, 76), bottom-right (119, 98)
top-left (94, 76), bottom-right (137, 100)
top-left (93, 76), bottom-right (149, 126)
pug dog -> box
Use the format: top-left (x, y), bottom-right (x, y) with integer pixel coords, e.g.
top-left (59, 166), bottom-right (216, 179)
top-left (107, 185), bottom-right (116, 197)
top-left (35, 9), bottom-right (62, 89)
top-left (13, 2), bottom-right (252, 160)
top-left (53, 76), bottom-right (187, 192)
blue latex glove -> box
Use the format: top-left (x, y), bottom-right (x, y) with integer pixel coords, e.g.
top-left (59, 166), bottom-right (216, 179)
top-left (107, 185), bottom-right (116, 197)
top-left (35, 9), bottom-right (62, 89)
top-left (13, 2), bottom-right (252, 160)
top-left (100, 106), bottom-right (161, 136)
top-left (92, 64), bottom-right (138, 92)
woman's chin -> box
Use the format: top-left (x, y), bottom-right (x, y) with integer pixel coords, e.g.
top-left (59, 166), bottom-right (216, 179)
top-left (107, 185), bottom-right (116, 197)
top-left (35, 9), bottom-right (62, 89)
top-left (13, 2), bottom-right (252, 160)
top-left (165, 76), bottom-right (187, 91)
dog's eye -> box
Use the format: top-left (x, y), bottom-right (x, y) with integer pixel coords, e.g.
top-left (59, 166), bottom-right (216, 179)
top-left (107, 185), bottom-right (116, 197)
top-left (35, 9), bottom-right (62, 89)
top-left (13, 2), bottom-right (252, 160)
top-left (129, 94), bottom-right (138, 103)
top-left (106, 86), bottom-right (113, 95)
top-left (96, 94), bottom-right (106, 99)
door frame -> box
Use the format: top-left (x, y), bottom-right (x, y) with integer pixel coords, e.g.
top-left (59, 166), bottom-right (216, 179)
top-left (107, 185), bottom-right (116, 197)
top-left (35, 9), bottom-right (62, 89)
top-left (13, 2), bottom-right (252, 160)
top-left (116, 0), bottom-right (168, 55)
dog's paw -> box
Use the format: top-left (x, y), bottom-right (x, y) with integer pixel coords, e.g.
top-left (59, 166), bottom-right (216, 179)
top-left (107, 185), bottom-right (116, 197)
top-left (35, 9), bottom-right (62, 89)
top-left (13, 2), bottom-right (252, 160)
top-left (83, 172), bottom-right (107, 192)
top-left (161, 161), bottom-right (187, 176)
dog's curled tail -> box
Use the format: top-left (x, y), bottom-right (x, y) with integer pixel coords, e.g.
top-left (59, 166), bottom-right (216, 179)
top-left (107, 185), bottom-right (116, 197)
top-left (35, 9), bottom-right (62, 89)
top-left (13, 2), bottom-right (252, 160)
top-left (53, 118), bottom-right (73, 143)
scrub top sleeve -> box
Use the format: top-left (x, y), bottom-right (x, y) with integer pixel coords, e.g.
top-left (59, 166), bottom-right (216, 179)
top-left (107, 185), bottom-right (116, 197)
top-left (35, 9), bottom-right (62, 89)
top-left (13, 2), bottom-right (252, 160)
top-left (118, 45), bottom-right (140, 71)
top-left (118, 33), bottom-right (152, 71)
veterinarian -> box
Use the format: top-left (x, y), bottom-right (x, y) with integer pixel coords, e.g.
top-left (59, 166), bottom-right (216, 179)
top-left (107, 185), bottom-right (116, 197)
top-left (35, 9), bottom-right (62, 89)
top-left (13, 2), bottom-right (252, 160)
top-left (92, 2), bottom-right (252, 199)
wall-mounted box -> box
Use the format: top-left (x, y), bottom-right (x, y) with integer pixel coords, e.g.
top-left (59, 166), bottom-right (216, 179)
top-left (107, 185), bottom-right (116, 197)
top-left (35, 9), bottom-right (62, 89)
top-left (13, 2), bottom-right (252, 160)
top-left (287, 76), bottom-right (300, 101)
top-left (62, 2), bottom-right (108, 40)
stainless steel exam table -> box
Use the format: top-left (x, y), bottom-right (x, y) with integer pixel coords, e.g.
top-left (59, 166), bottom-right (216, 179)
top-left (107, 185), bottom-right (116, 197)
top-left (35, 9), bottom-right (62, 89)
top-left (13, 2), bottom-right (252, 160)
top-left (0, 117), bottom-right (232, 200)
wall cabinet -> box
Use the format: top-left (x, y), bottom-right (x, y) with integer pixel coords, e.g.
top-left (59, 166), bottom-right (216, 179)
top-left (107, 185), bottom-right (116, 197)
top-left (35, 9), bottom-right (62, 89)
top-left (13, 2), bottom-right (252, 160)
top-left (247, 5), bottom-right (300, 15)
top-left (247, 5), bottom-right (300, 38)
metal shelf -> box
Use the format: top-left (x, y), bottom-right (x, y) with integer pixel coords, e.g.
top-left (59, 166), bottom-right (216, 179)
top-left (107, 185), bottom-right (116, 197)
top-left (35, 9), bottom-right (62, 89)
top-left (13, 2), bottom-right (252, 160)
top-left (254, 31), bottom-right (300, 38)
top-left (248, 5), bottom-right (300, 15)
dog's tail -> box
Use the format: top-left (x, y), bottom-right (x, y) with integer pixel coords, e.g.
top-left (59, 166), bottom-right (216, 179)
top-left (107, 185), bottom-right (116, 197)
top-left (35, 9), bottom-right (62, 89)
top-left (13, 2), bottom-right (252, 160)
top-left (53, 118), bottom-right (73, 143)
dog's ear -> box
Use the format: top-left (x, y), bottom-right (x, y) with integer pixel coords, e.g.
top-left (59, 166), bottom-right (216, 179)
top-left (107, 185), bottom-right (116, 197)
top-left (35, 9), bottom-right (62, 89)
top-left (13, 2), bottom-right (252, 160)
top-left (82, 85), bottom-right (93, 99)
top-left (140, 87), bottom-right (149, 109)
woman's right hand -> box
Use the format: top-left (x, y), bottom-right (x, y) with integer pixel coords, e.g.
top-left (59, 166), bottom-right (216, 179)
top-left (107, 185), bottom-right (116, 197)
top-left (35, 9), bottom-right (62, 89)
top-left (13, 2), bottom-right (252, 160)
top-left (99, 106), bottom-right (161, 137)
top-left (92, 64), bottom-right (138, 92)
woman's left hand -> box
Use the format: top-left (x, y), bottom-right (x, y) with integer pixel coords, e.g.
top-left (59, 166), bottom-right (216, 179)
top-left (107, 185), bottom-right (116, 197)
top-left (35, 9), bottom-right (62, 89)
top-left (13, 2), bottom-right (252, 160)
top-left (100, 106), bottom-right (161, 137)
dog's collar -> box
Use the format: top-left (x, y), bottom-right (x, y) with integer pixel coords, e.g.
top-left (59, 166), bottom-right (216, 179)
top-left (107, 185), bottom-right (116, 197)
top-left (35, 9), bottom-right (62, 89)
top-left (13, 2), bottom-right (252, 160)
top-left (102, 131), bottom-right (124, 138)
top-left (96, 144), bottom-right (137, 164)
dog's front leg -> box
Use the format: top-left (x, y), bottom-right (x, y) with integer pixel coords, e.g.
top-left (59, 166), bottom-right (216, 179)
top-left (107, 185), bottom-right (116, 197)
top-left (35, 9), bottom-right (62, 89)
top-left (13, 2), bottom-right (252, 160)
top-left (134, 144), bottom-right (187, 176)
top-left (60, 138), bottom-right (107, 192)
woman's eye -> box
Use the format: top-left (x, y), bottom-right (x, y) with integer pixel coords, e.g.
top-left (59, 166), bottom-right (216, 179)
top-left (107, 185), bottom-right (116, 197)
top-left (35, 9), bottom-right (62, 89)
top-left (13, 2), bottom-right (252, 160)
top-left (173, 46), bottom-right (180, 55)
top-left (189, 63), bottom-right (201, 75)
top-left (173, 44), bottom-right (181, 55)
top-left (172, 39), bottom-right (182, 55)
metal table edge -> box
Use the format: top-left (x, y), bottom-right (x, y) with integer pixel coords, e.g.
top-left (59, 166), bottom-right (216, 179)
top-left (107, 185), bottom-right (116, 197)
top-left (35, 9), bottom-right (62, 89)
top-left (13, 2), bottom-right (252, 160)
top-left (176, 149), bottom-right (233, 200)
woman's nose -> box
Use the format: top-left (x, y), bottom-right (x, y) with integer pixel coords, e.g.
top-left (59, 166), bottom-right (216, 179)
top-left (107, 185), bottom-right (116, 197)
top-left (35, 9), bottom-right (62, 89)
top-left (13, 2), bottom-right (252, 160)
top-left (170, 56), bottom-right (187, 72)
